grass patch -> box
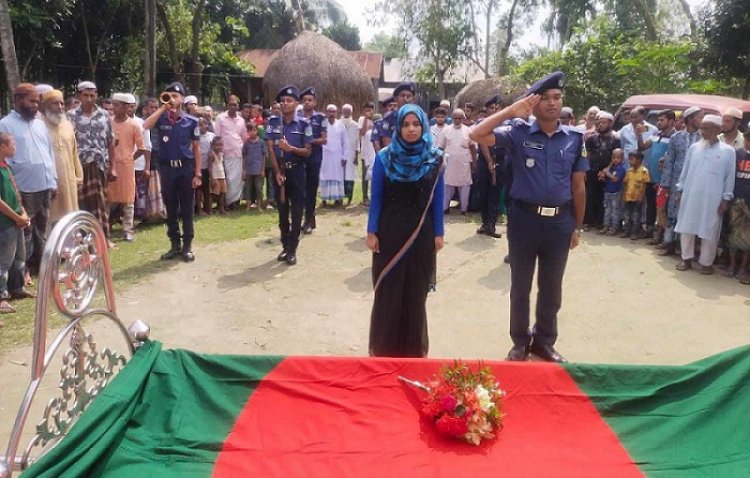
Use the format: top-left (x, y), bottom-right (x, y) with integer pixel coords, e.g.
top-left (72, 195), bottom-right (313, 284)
top-left (0, 208), bottom-right (276, 355)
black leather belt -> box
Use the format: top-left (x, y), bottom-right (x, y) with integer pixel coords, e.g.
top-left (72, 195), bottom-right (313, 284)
top-left (163, 159), bottom-right (193, 168)
top-left (515, 200), bottom-right (571, 217)
top-left (283, 161), bottom-right (303, 170)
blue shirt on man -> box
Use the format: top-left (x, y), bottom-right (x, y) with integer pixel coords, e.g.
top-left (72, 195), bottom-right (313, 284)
top-left (0, 110), bottom-right (57, 192)
top-left (493, 118), bottom-right (588, 206)
top-left (266, 115), bottom-right (312, 163)
top-left (155, 112), bottom-right (199, 161)
top-left (297, 111), bottom-right (325, 160)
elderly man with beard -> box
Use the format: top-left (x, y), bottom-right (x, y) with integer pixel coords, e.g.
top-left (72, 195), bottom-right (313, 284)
top-left (674, 115), bottom-right (736, 275)
top-left (0, 83), bottom-right (57, 284)
top-left (40, 89), bottom-right (83, 226)
top-left (584, 111), bottom-right (620, 231)
top-left (719, 108), bottom-right (744, 149)
top-left (68, 81), bottom-right (116, 247)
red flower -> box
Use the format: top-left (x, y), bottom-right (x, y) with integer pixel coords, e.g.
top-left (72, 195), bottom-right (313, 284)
top-left (441, 394), bottom-right (458, 412)
top-left (436, 414), bottom-right (469, 437)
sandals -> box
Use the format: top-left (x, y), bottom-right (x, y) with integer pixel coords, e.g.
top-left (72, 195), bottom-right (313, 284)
top-left (0, 300), bottom-right (16, 314)
top-left (739, 273), bottom-right (750, 285)
top-left (676, 260), bottom-right (692, 271)
top-left (699, 265), bottom-right (715, 275)
top-left (11, 288), bottom-right (36, 299)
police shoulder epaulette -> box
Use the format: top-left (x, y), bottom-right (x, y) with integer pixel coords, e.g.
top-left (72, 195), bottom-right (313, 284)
top-left (185, 113), bottom-right (199, 122)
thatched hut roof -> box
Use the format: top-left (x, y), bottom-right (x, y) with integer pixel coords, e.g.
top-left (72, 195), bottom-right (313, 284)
top-left (263, 31), bottom-right (376, 115)
top-left (454, 76), bottom-right (527, 109)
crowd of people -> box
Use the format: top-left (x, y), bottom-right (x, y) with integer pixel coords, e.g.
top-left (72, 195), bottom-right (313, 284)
top-left (0, 75), bottom-right (746, 365)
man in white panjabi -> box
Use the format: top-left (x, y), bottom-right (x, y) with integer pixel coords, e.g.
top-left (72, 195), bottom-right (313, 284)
top-left (340, 104), bottom-right (360, 206)
top-left (436, 108), bottom-right (476, 214)
top-left (674, 114), bottom-right (736, 275)
top-left (213, 94), bottom-right (246, 208)
top-left (319, 104), bottom-right (349, 207)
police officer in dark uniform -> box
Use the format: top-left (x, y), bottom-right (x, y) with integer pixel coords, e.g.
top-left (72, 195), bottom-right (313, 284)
top-left (266, 86), bottom-right (313, 266)
top-left (370, 96), bottom-right (392, 153)
top-left (475, 94), bottom-right (504, 238)
top-left (298, 87), bottom-right (327, 234)
top-left (470, 72), bottom-right (588, 363)
top-left (143, 81), bottom-right (201, 262)
top-left (380, 82), bottom-right (416, 148)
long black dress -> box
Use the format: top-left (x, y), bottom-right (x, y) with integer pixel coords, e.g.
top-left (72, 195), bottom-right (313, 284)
top-left (369, 162), bottom-right (442, 358)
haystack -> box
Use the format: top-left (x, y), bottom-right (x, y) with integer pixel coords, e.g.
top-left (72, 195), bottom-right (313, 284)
top-left (264, 31), bottom-right (375, 115)
top-left (454, 76), bottom-right (527, 109)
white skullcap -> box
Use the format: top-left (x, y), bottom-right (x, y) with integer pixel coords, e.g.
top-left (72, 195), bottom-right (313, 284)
top-left (451, 108), bottom-right (466, 118)
top-left (35, 84), bottom-right (53, 95)
top-left (342, 104), bottom-right (353, 112)
top-left (326, 104), bottom-right (337, 111)
top-left (597, 111), bottom-right (614, 121)
top-left (723, 107), bottom-right (743, 120)
top-left (111, 93), bottom-right (130, 103)
top-left (439, 99), bottom-right (450, 107)
top-left (124, 93), bottom-right (137, 104)
top-left (683, 106), bottom-right (701, 118)
top-left (587, 106), bottom-right (600, 114)
top-left (77, 81), bottom-right (97, 91)
top-left (184, 95), bottom-right (198, 105)
top-left (702, 114), bottom-right (722, 126)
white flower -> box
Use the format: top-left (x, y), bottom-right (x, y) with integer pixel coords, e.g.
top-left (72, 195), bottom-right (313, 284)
top-left (475, 385), bottom-right (494, 413)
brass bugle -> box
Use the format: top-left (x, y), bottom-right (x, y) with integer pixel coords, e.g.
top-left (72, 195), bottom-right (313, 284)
top-left (160, 92), bottom-right (173, 104)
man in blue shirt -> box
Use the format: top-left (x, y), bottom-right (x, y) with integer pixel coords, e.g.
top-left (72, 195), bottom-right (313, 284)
top-left (471, 71), bottom-right (588, 363)
top-left (380, 82), bottom-right (416, 148)
top-left (0, 83), bottom-right (57, 276)
top-left (298, 87), bottom-right (327, 234)
top-left (267, 86), bottom-right (313, 266)
top-left (143, 81), bottom-right (201, 262)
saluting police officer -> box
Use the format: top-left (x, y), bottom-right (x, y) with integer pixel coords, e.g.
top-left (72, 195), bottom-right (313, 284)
top-left (475, 93), bottom-right (504, 239)
top-left (143, 81), bottom-right (201, 262)
top-left (380, 82), bottom-right (416, 148)
top-left (470, 72), bottom-right (588, 363)
top-left (266, 86), bottom-right (313, 266)
top-left (298, 87), bottom-right (327, 234)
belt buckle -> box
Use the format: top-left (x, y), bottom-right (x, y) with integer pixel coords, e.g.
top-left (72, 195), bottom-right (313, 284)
top-left (284, 161), bottom-right (293, 169)
top-left (538, 206), bottom-right (557, 217)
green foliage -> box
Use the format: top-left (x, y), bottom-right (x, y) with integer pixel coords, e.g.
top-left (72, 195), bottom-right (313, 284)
top-left (702, 0), bottom-right (750, 98)
top-left (322, 22), bottom-right (361, 50)
top-left (512, 17), bottom-right (729, 114)
top-left (363, 32), bottom-right (406, 59)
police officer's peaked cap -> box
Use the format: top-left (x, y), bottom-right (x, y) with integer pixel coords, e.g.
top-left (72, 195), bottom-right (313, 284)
top-left (165, 81), bottom-right (186, 96)
top-left (380, 96), bottom-right (394, 106)
top-left (484, 94), bottom-right (501, 107)
top-left (393, 82), bottom-right (416, 97)
top-left (276, 85), bottom-right (300, 103)
top-left (526, 71), bottom-right (565, 96)
top-left (300, 87), bottom-right (316, 99)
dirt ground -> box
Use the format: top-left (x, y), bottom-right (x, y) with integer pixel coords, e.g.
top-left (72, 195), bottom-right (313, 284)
top-left (2, 208), bottom-right (750, 447)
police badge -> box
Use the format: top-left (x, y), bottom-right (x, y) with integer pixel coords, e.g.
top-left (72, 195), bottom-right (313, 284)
top-left (526, 157), bottom-right (535, 168)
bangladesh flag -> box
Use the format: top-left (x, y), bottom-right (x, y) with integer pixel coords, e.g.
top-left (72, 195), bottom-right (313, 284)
top-left (23, 341), bottom-right (750, 477)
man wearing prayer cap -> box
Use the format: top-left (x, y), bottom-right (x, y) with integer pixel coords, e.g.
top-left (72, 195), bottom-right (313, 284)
top-left (265, 85), bottom-right (313, 265)
top-left (470, 71), bottom-right (587, 363)
top-left (584, 109), bottom-right (620, 231)
top-left (41, 89), bottom-right (83, 226)
top-left (68, 79), bottom-right (116, 246)
top-left (583, 106), bottom-right (600, 138)
top-left (298, 86), bottom-right (327, 234)
top-left (143, 81), bottom-right (201, 261)
top-left (214, 94), bottom-right (246, 210)
top-left (674, 114), bottom-right (736, 274)
top-left (108, 93), bottom-right (146, 242)
top-left (184, 95), bottom-right (198, 116)
top-left (657, 106), bottom-right (704, 256)
top-left (380, 82), bottom-right (416, 148)
top-left (0, 83), bottom-right (58, 282)
top-left (340, 104), bottom-right (360, 206)
top-left (719, 107), bottom-right (744, 149)
top-left (319, 104), bottom-right (348, 208)
top-left (35, 84), bottom-right (53, 96)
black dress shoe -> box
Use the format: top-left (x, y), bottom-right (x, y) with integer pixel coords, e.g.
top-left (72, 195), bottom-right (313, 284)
top-left (277, 251), bottom-right (288, 262)
top-left (302, 225), bottom-right (313, 234)
top-left (285, 253), bottom-right (297, 266)
top-left (530, 343), bottom-right (567, 363)
top-left (161, 248), bottom-right (181, 260)
top-left (506, 344), bottom-right (529, 361)
top-left (487, 228), bottom-right (502, 239)
top-left (503, 255), bottom-right (511, 264)
top-left (476, 224), bottom-right (488, 235)
top-left (181, 250), bottom-right (195, 262)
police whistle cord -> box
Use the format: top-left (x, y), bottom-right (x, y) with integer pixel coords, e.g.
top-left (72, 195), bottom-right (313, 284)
top-left (373, 161), bottom-right (446, 293)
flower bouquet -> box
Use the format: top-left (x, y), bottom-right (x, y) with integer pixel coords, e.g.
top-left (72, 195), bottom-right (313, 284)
top-left (399, 361), bottom-right (505, 445)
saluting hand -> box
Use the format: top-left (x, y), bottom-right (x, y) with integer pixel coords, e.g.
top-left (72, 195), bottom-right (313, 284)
top-left (507, 94), bottom-right (541, 119)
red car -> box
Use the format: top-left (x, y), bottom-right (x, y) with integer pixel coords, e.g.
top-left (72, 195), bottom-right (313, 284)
top-left (614, 94), bottom-right (750, 130)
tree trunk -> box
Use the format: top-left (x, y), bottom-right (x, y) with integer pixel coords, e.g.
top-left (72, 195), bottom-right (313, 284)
top-left (157, 1), bottom-right (184, 82)
top-left (743, 76), bottom-right (750, 100)
top-left (632, 0), bottom-right (658, 41)
top-left (676, 0), bottom-right (697, 38)
top-left (144, 0), bottom-right (157, 96)
top-left (497, 0), bottom-right (520, 76)
top-left (189, 0), bottom-right (207, 97)
top-left (0, 0), bottom-right (20, 90)
top-left (79, 1), bottom-right (96, 79)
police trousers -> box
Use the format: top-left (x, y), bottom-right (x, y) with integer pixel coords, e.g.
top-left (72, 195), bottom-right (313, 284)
top-left (304, 156), bottom-right (322, 225)
top-left (159, 160), bottom-right (195, 247)
top-left (507, 204), bottom-right (575, 347)
top-left (277, 164), bottom-right (306, 253)
top-left (475, 160), bottom-right (501, 228)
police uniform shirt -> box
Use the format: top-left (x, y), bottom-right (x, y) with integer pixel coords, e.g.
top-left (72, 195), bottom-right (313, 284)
top-left (156, 112), bottom-right (199, 161)
top-left (371, 118), bottom-right (383, 145)
top-left (494, 119), bottom-right (588, 206)
top-left (266, 115), bottom-right (313, 163)
top-left (382, 110), bottom-right (397, 138)
top-left (297, 110), bottom-right (326, 157)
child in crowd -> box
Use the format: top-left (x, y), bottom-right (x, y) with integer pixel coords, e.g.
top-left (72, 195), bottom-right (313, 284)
top-left (242, 124), bottom-right (267, 210)
top-left (621, 152), bottom-right (650, 240)
top-left (209, 136), bottom-right (227, 215)
top-left (430, 107), bottom-right (448, 142)
top-left (197, 117), bottom-right (214, 216)
top-left (726, 131), bottom-right (750, 283)
top-left (0, 133), bottom-right (32, 316)
top-left (598, 148), bottom-right (627, 235)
